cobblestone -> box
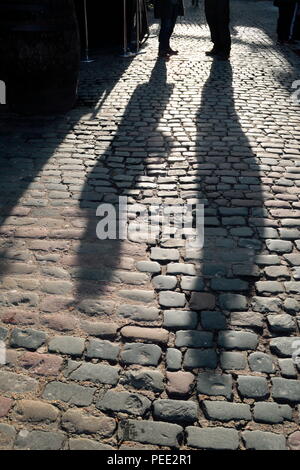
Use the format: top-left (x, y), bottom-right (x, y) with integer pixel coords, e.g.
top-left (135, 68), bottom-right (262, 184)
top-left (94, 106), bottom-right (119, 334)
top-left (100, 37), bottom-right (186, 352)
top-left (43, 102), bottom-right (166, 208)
top-left (153, 399), bottom-right (198, 424)
top-left (120, 420), bottom-right (183, 448)
top-left (97, 390), bottom-right (151, 417)
top-left (1, 0), bottom-right (300, 450)
top-left (203, 401), bottom-right (251, 422)
top-left (186, 427), bottom-right (239, 450)
top-left (242, 430), bottom-right (286, 451)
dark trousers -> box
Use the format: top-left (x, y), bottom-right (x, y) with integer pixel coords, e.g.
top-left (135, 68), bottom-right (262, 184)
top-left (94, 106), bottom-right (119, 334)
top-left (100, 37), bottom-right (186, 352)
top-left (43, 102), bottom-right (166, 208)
top-left (204, 0), bottom-right (231, 55)
top-left (277, 3), bottom-right (297, 40)
top-left (159, 5), bottom-right (179, 52)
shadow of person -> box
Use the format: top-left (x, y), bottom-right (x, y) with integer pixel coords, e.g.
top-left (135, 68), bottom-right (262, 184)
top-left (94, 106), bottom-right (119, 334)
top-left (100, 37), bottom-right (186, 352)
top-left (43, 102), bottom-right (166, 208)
top-left (74, 58), bottom-right (175, 303)
top-left (183, 58), bottom-right (265, 372)
top-left (0, 57), bottom-right (134, 282)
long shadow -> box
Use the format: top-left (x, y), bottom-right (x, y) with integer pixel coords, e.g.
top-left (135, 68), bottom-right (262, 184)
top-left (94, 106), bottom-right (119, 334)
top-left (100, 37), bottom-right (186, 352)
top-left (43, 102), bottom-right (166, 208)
top-left (0, 57), bottom-right (134, 278)
top-left (75, 58), bottom-right (174, 299)
top-left (185, 58), bottom-right (264, 370)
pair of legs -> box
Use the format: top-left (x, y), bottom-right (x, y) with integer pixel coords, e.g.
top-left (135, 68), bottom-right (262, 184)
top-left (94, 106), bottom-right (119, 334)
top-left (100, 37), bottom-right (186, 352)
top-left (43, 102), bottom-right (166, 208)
top-left (159, 5), bottom-right (179, 54)
top-left (204, 0), bottom-right (231, 57)
top-left (277, 2), bottom-right (298, 41)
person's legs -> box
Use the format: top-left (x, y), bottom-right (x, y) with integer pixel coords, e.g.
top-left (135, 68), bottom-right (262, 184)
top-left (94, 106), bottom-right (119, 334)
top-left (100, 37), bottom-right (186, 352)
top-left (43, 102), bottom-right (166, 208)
top-left (205, 0), bottom-right (219, 53)
top-left (167, 6), bottom-right (179, 52)
top-left (215, 0), bottom-right (231, 56)
top-left (159, 5), bottom-right (178, 55)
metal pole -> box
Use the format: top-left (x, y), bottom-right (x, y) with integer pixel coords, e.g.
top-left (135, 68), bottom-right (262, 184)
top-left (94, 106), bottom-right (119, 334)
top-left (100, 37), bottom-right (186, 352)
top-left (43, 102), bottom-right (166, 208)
top-left (81, 0), bottom-right (94, 63)
top-left (121, 0), bottom-right (133, 57)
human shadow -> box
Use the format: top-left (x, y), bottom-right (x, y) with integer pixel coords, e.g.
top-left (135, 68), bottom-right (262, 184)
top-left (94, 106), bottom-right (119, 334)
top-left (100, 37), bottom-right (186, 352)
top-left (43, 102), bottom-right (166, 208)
top-left (0, 57), bottom-right (134, 279)
top-left (184, 58), bottom-right (265, 370)
top-left (75, 58), bottom-right (174, 299)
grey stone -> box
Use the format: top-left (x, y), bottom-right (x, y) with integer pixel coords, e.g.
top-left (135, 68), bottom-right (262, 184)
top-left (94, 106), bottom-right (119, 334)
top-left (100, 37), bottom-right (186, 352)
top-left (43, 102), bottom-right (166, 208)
top-left (48, 335), bottom-right (85, 356)
top-left (43, 381), bottom-right (95, 406)
top-left (218, 331), bottom-right (258, 350)
top-left (242, 430), bottom-right (286, 450)
top-left (283, 298), bottom-right (300, 314)
top-left (251, 296), bottom-right (282, 313)
top-left (237, 376), bottom-right (269, 399)
top-left (97, 391), bottom-right (151, 416)
top-left (272, 378), bottom-right (300, 403)
top-left (230, 311), bottom-right (263, 329)
top-left (0, 327), bottom-right (8, 341)
top-left (122, 369), bottom-right (164, 393)
top-left (267, 314), bottom-right (296, 333)
top-left (0, 423), bottom-right (16, 449)
top-left (86, 338), bottom-right (120, 361)
top-left (253, 402), bottom-right (293, 424)
top-left (284, 281), bottom-right (300, 294)
top-left (163, 310), bottom-right (198, 329)
top-left (166, 348), bottom-right (182, 371)
top-left (220, 352), bottom-right (247, 370)
top-left (68, 362), bottom-right (120, 385)
top-left (121, 420), bottom-right (182, 448)
top-left (159, 291), bottom-right (186, 307)
top-left (203, 400), bottom-right (251, 421)
top-left (270, 337), bottom-right (298, 357)
top-left (81, 320), bottom-right (118, 338)
top-left (175, 330), bottom-right (213, 348)
top-left (197, 372), bottom-right (233, 399)
top-left (118, 290), bottom-right (155, 303)
top-left (15, 430), bottom-right (66, 450)
top-left (211, 278), bottom-right (248, 291)
top-left (153, 399), bottom-right (198, 424)
top-left (10, 328), bottom-right (47, 350)
top-left (248, 352), bottom-right (275, 373)
top-left (117, 304), bottom-right (159, 322)
top-left (266, 240), bottom-right (293, 253)
top-left (184, 349), bottom-right (218, 369)
top-left (256, 281), bottom-right (284, 294)
top-left (278, 359), bottom-right (297, 378)
top-left (219, 294), bottom-right (247, 311)
top-left (201, 311), bottom-right (227, 330)
top-left (186, 427), bottom-right (239, 450)
top-left (153, 275), bottom-right (177, 290)
top-left (167, 263), bottom-right (196, 276)
top-left (150, 248), bottom-right (180, 262)
top-left (78, 299), bottom-right (115, 316)
top-left (180, 277), bottom-right (204, 291)
top-left (136, 261), bottom-right (161, 273)
top-left (69, 438), bottom-right (114, 450)
top-left (121, 343), bottom-right (162, 366)
top-left (0, 371), bottom-right (38, 394)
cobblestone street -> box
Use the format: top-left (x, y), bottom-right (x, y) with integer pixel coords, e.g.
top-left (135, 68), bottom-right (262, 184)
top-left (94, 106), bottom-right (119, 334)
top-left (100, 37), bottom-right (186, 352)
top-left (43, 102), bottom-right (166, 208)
top-left (0, 0), bottom-right (300, 451)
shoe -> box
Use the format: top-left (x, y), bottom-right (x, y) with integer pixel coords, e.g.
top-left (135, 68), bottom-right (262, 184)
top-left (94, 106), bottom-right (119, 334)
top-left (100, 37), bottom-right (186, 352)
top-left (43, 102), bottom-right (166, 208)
top-left (168, 48), bottom-right (178, 55)
top-left (205, 50), bottom-right (219, 57)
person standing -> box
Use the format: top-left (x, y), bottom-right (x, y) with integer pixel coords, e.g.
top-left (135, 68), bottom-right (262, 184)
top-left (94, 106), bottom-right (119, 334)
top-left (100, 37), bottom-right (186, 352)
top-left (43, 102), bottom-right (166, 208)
top-left (274, 0), bottom-right (299, 43)
top-left (154, 0), bottom-right (185, 57)
top-left (204, 0), bottom-right (231, 60)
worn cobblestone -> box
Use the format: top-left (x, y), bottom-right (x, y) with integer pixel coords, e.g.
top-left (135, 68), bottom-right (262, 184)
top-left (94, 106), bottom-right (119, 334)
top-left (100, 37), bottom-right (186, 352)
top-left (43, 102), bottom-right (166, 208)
top-left (1, 0), bottom-right (300, 450)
